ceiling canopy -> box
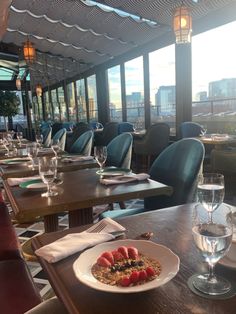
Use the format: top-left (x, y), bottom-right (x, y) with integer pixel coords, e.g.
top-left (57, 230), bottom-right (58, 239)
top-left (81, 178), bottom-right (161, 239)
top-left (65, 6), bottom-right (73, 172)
top-left (0, 0), bottom-right (236, 90)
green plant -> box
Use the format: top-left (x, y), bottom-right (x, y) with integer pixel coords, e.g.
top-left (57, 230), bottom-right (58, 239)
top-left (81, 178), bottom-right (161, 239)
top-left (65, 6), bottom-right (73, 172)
top-left (0, 91), bottom-right (20, 131)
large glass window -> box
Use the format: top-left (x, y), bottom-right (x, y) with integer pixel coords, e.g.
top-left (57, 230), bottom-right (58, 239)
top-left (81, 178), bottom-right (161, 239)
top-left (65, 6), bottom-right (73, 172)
top-left (124, 57), bottom-right (144, 127)
top-left (51, 89), bottom-right (60, 121)
top-left (192, 21), bottom-right (236, 134)
top-left (87, 75), bottom-right (98, 121)
top-left (67, 82), bottom-right (76, 121)
top-left (108, 65), bottom-right (122, 122)
top-left (58, 86), bottom-right (67, 121)
top-left (76, 79), bottom-right (87, 122)
top-left (149, 45), bottom-right (176, 130)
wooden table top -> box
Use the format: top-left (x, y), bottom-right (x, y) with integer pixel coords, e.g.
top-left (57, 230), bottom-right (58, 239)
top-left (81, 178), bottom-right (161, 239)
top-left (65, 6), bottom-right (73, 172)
top-left (32, 203), bottom-right (236, 314)
top-left (3, 168), bottom-right (172, 223)
top-left (0, 156), bottom-right (97, 179)
top-left (198, 135), bottom-right (236, 148)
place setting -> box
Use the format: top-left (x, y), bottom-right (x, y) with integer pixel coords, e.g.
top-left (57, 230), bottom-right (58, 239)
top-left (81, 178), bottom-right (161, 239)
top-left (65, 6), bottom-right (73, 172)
top-left (188, 173), bottom-right (236, 299)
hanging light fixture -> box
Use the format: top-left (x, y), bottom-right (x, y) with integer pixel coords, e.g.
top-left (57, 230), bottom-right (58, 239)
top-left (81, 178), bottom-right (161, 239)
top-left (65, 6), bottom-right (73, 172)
top-left (36, 84), bottom-right (42, 97)
top-left (16, 77), bottom-right (21, 91)
top-left (23, 39), bottom-right (36, 63)
top-left (173, 6), bottom-right (192, 44)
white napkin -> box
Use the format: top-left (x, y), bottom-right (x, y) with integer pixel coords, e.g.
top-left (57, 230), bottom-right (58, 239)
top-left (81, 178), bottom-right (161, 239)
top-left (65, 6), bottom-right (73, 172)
top-left (62, 155), bottom-right (94, 163)
top-left (7, 176), bottom-right (41, 187)
top-left (100, 173), bottom-right (150, 185)
top-left (35, 218), bottom-right (126, 263)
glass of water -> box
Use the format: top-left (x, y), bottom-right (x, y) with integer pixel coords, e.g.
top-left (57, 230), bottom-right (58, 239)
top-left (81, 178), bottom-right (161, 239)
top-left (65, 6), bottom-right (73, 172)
top-left (26, 143), bottom-right (38, 170)
top-left (197, 173), bottom-right (225, 222)
top-left (94, 146), bottom-right (107, 174)
top-left (38, 157), bottom-right (58, 197)
top-left (191, 204), bottom-right (233, 295)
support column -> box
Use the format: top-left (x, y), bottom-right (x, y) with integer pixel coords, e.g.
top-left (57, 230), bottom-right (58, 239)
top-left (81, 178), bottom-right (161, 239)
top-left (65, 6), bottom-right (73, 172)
top-left (96, 69), bottom-right (109, 125)
top-left (143, 53), bottom-right (151, 129)
top-left (175, 43), bottom-right (192, 138)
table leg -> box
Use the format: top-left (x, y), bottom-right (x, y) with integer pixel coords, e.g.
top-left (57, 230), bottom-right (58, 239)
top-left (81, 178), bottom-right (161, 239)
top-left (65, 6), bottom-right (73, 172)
top-left (44, 214), bottom-right (59, 233)
top-left (69, 208), bottom-right (93, 228)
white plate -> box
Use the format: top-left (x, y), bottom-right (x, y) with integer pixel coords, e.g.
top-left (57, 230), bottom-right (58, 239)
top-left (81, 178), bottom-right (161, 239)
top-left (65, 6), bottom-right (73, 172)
top-left (73, 239), bottom-right (180, 293)
top-left (19, 179), bottom-right (47, 190)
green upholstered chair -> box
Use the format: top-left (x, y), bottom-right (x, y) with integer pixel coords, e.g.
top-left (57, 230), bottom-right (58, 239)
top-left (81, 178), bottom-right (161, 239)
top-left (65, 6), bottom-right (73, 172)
top-left (106, 133), bottom-right (133, 169)
top-left (94, 122), bottom-right (119, 146)
top-left (180, 121), bottom-right (204, 138)
top-left (100, 138), bottom-right (205, 220)
top-left (69, 130), bottom-right (94, 155)
top-left (66, 122), bottom-right (91, 152)
top-left (51, 128), bottom-right (67, 151)
top-left (118, 122), bottom-right (134, 134)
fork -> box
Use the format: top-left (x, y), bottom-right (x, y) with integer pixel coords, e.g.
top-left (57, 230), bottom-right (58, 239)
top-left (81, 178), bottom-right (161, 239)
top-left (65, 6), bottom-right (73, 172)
top-left (88, 220), bottom-right (107, 233)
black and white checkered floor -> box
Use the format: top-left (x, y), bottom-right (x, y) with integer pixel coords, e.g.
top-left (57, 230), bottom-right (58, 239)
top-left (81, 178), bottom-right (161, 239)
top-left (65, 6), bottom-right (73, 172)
top-left (11, 199), bottom-right (144, 299)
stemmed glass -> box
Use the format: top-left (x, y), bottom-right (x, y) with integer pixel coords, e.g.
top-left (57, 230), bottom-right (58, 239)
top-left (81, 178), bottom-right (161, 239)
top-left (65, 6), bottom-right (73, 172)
top-left (16, 132), bottom-right (23, 147)
top-left (197, 173), bottom-right (225, 223)
top-left (2, 138), bottom-right (9, 156)
top-left (94, 146), bottom-right (107, 174)
top-left (191, 204), bottom-right (233, 295)
top-left (38, 157), bottom-right (58, 197)
top-left (51, 139), bottom-right (61, 159)
top-left (35, 133), bottom-right (43, 148)
top-left (26, 143), bottom-right (38, 170)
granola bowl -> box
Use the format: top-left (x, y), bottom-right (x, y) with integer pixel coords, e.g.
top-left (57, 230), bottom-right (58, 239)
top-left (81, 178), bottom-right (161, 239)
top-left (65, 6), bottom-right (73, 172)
top-left (73, 239), bottom-right (180, 293)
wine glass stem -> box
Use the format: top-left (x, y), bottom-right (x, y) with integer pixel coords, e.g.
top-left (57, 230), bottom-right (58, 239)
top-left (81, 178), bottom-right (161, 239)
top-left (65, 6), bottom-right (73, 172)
top-left (208, 211), bottom-right (213, 223)
top-left (208, 263), bottom-right (216, 283)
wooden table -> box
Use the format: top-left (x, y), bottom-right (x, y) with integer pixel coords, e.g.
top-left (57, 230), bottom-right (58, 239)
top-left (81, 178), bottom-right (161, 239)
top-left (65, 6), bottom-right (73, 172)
top-left (32, 203), bottom-right (236, 314)
top-left (198, 134), bottom-right (236, 150)
top-left (3, 168), bottom-right (172, 232)
top-left (0, 156), bottom-right (97, 179)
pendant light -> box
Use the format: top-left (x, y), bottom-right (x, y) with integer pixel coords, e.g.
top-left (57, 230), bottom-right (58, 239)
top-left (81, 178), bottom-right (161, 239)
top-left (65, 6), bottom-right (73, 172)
top-left (173, 6), bottom-right (192, 44)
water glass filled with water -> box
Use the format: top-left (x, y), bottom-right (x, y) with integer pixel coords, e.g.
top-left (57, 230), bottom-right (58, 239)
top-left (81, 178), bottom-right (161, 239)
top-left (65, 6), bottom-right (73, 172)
top-left (197, 173), bottom-right (225, 222)
top-left (94, 146), bottom-right (107, 174)
top-left (38, 157), bottom-right (58, 197)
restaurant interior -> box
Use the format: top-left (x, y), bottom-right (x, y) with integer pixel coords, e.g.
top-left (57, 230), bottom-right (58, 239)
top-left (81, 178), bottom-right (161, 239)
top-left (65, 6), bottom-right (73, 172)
top-left (0, 1), bottom-right (236, 313)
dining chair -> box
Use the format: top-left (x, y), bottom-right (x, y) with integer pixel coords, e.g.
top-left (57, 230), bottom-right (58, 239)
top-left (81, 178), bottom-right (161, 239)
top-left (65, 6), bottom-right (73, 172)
top-left (118, 122), bottom-right (134, 134)
top-left (65, 122), bottom-right (92, 152)
top-left (51, 128), bottom-right (67, 151)
top-left (94, 122), bottom-right (119, 146)
top-left (41, 126), bottom-right (52, 147)
top-left (133, 122), bottom-right (170, 171)
top-left (69, 130), bottom-right (94, 155)
top-left (89, 121), bottom-right (103, 130)
top-left (106, 133), bottom-right (133, 169)
top-left (180, 121), bottom-right (204, 138)
top-left (100, 138), bottom-right (205, 220)
top-left (51, 122), bottom-right (64, 137)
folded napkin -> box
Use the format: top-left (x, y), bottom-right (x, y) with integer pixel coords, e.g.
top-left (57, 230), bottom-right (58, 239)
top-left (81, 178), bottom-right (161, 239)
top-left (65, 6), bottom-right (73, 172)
top-left (7, 176), bottom-right (41, 187)
top-left (35, 218), bottom-right (126, 263)
top-left (100, 173), bottom-right (150, 186)
top-left (62, 155), bottom-right (94, 163)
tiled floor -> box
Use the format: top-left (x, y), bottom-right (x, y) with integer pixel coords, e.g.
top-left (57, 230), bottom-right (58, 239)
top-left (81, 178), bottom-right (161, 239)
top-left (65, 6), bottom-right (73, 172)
top-left (12, 199), bottom-right (144, 299)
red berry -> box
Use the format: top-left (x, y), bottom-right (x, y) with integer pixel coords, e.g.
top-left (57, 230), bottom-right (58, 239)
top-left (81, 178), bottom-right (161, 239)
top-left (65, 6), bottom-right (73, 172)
top-left (117, 246), bottom-right (129, 259)
top-left (112, 250), bottom-right (124, 262)
top-left (130, 271), bottom-right (139, 283)
top-left (119, 276), bottom-right (131, 287)
top-left (127, 247), bottom-right (139, 259)
top-left (146, 266), bottom-right (155, 277)
top-left (139, 270), bottom-right (147, 281)
top-left (97, 256), bottom-right (111, 267)
top-left (101, 252), bottom-right (114, 265)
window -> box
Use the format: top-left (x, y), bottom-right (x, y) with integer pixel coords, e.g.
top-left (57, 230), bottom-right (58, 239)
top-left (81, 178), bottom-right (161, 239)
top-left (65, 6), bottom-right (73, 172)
top-left (87, 75), bottom-right (98, 121)
top-left (58, 86), bottom-right (67, 121)
top-left (76, 79), bottom-right (87, 122)
top-left (108, 65), bottom-right (122, 122)
top-left (51, 89), bottom-right (60, 121)
top-left (149, 45), bottom-right (176, 129)
top-left (192, 21), bottom-right (236, 134)
top-left (124, 57), bottom-right (144, 128)
top-left (67, 82), bottom-right (76, 121)
top-left (44, 91), bottom-right (52, 120)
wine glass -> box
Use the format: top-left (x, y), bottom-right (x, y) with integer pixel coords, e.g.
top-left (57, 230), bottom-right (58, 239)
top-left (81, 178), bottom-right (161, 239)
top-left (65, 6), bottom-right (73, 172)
top-left (94, 146), bottom-right (107, 174)
top-left (191, 204), bottom-right (233, 295)
top-left (51, 139), bottom-right (60, 159)
top-left (2, 138), bottom-right (9, 156)
top-left (38, 157), bottom-right (58, 197)
top-left (16, 132), bottom-right (23, 147)
top-left (26, 143), bottom-right (38, 170)
top-left (35, 133), bottom-right (43, 148)
top-left (197, 173), bottom-right (225, 222)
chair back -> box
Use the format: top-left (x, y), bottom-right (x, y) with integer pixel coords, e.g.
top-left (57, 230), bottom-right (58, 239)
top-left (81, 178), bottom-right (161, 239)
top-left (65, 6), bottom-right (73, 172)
top-left (89, 121), bottom-right (103, 130)
top-left (106, 133), bottom-right (133, 169)
top-left (66, 122), bottom-right (92, 152)
top-left (180, 121), bottom-right (203, 138)
top-left (95, 122), bottom-right (119, 146)
top-left (51, 122), bottom-right (63, 137)
top-left (52, 128), bottom-right (67, 150)
top-left (144, 138), bottom-right (205, 210)
top-left (118, 122), bottom-right (134, 134)
top-left (42, 126), bottom-right (52, 147)
top-left (70, 131), bottom-right (94, 155)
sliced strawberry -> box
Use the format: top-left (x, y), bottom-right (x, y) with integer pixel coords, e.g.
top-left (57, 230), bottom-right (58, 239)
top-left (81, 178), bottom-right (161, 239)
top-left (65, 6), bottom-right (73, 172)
top-left (139, 270), bottom-right (147, 281)
top-left (112, 250), bottom-right (124, 262)
top-left (119, 276), bottom-right (131, 287)
top-left (146, 266), bottom-right (155, 277)
top-left (97, 256), bottom-right (111, 267)
top-left (127, 247), bottom-right (139, 260)
top-left (130, 271), bottom-right (139, 283)
top-left (117, 246), bottom-right (129, 259)
top-left (101, 251), bottom-right (114, 265)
